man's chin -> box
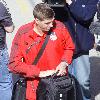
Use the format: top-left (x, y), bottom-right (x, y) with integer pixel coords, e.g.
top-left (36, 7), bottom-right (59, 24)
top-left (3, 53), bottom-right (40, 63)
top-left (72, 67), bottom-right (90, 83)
top-left (44, 29), bottom-right (50, 32)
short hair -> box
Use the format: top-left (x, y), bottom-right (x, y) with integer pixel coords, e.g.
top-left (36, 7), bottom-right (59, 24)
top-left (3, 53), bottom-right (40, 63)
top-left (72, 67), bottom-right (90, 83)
top-left (33, 3), bottom-right (55, 21)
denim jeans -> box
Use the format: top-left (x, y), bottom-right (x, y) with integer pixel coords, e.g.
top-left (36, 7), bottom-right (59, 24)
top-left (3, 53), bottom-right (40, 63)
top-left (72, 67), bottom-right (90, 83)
top-left (69, 55), bottom-right (91, 100)
top-left (0, 48), bottom-right (12, 100)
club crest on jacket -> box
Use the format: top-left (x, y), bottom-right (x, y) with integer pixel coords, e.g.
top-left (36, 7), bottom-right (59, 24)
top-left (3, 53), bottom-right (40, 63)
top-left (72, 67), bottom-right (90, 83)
top-left (50, 32), bottom-right (57, 41)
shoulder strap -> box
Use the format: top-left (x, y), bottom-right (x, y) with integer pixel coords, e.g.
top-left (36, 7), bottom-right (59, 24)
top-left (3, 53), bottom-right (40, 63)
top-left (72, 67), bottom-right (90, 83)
top-left (32, 30), bottom-right (51, 65)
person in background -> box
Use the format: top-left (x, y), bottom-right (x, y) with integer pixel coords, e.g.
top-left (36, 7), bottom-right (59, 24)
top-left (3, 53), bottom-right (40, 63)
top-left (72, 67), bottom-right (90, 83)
top-left (89, 0), bottom-right (100, 51)
top-left (8, 3), bottom-right (74, 100)
top-left (0, 0), bottom-right (14, 100)
top-left (64, 0), bottom-right (99, 100)
top-left (96, 0), bottom-right (100, 51)
top-left (97, 0), bottom-right (100, 20)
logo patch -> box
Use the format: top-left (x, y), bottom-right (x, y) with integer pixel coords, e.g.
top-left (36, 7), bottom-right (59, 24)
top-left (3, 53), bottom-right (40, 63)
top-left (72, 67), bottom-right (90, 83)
top-left (50, 32), bottom-right (57, 41)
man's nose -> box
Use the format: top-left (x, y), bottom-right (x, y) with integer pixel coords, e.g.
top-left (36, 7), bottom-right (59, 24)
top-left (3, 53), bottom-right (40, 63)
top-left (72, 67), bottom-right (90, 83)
top-left (49, 22), bottom-right (53, 28)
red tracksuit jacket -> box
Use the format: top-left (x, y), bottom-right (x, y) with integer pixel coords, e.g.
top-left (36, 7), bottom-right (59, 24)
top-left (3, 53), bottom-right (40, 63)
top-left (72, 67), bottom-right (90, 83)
top-left (9, 20), bottom-right (75, 100)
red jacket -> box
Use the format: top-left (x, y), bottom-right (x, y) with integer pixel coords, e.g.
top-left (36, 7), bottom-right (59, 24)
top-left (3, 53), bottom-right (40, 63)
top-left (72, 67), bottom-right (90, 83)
top-left (9, 20), bottom-right (74, 100)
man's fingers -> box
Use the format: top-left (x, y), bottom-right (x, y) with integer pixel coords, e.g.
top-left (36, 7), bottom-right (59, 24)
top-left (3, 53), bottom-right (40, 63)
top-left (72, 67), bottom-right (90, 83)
top-left (57, 70), bottom-right (66, 76)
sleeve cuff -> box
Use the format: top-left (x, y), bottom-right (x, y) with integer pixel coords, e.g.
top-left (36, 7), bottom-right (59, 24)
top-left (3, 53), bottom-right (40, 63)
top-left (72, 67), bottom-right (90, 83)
top-left (61, 60), bottom-right (69, 66)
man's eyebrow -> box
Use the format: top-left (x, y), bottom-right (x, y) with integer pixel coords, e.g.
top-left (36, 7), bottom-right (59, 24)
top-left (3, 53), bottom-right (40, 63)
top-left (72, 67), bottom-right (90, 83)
top-left (45, 20), bottom-right (54, 24)
top-left (45, 22), bottom-right (51, 24)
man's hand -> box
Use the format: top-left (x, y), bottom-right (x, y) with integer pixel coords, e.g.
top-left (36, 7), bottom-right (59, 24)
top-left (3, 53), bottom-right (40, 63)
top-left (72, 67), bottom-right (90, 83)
top-left (66, 0), bottom-right (72, 5)
top-left (56, 62), bottom-right (68, 76)
top-left (39, 70), bottom-right (55, 78)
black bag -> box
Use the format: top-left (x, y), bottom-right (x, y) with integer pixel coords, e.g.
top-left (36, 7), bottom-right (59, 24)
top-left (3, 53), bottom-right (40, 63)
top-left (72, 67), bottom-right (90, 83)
top-left (11, 77), bottom-right (26, 100)
top-left (36, 75), bottom-right (76, 100)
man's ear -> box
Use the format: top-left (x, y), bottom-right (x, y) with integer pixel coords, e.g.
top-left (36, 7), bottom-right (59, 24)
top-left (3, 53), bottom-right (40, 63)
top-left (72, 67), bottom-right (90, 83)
top-left (34, 18), bottom-right (39, 24)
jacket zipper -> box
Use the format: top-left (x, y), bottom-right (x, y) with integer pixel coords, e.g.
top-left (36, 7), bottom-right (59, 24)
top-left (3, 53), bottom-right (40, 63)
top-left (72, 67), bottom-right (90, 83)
top-left (31, 81), bottom-right (36, 92)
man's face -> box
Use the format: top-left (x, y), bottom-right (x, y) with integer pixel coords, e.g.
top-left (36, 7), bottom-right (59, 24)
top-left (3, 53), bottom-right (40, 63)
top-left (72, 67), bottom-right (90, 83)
top-left (36, 18), bottom-right (54, 32)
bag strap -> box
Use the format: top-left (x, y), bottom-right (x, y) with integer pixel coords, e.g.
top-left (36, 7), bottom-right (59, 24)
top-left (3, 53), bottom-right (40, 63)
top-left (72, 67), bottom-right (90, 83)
top-left (32, 30), bottom-right (51, 65)
top-left (30, 31), bottom-right (51, 91)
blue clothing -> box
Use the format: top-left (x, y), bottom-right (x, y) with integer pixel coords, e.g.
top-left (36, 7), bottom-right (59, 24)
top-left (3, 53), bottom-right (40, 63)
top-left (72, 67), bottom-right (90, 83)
top-left (64, 0), bottom-right (99, 100)
top-left (64, 0), bottom-right (99, 54)
top-left (0, 48), bottom-right (12, 100)
top-left (0, 2), bottom-right (13, 49)
top-left (0, 1), bottom-right (13, 100)
top-left (69, 55), bottom-right (90, 100)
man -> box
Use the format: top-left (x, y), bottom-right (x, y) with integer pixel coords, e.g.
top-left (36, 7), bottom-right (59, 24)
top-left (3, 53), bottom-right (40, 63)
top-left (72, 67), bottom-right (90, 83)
top-left (0, 1), bottom-right (14, 100)
top-left (64, 0), bottom-right (99, 100)
top-left (8, 3), bottom-right (74, 100)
